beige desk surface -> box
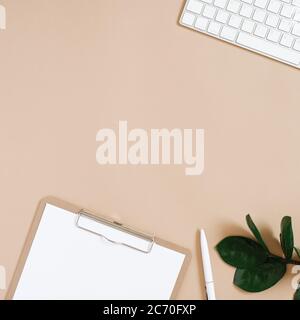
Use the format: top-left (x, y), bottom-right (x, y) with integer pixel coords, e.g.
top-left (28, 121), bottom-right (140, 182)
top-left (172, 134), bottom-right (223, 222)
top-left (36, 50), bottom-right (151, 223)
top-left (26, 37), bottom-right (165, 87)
top-left (1, 0), bottom-right (300, 300)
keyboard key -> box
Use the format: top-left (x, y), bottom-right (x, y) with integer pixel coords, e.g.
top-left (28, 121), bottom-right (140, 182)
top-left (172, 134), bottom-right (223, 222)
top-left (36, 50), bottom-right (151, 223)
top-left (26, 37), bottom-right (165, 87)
top-left (265, 14), bottom-right (279, 27)
top-left (267, 0), bottom-right (282, 13)
top-left (294, 11), bottom-right (300, 21)
top-left (237, 31), bottom-right (300, 64)
top-left (280, 33), bottom-right (294, 46)
top-left (228, 14), bottom-right (243, 27)
top-left (254, 0), bottom-right (269, 8)
top-left (278, 19), bottom-right (293, 32)
top-left (292, 23), bottom-right (300, 36)
top-left (187, 0), bottom-right (204, 14)
top-left (240, 4), bottom-right (254, 17)
top-left (182, 12), bottom-right (196, 26)
top-left (208, 21), bottom-right (222, 34)
top-left (203, 5), bottom-right (217, 18)
top-left (242, 19), bottom-right (256, 32)
top-left (215, 10), bottom-right (230, 23)
top-left (253, 8), bottom-right (267, 21)
top-left (221, 25), bottom-right (239, 40)
top-left (214, 0), bottom-right (228, 8)
top-left (227, 0), bottom-right (241, 13)
top-left (180, 0), bottom-right (300, 68)
top-left (267, 29), bottom-right (281, 41)
top-left (292, 0), bottom-right (300, 7)
top-left (195, 16), bottom-right (210, 30)
top-left (294, 39), bottom-right (300, 50)
top-left (254, 24), bottom-right (268, 37)
top-left (280, 5), bottom-right (294, 18)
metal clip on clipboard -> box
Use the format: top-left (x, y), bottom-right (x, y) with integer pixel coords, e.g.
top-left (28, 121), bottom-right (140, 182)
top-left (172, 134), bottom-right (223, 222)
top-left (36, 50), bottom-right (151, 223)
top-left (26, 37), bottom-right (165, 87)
top-left (75, 210), bottom-right (155, 254)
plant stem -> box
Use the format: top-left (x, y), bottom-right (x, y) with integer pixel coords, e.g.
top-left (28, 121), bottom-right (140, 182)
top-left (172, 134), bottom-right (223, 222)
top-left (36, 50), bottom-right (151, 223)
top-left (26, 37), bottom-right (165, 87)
top-left (286, 259), bottom-right (300, 265)
top-left (269, 254), bottom-right (300, 265)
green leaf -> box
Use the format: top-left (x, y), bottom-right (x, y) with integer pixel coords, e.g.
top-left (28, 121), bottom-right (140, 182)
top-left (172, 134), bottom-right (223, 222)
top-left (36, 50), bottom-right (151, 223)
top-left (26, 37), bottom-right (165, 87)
top-left (246, 214), bottom-right (269, 252)
top-left (280, 216), bottom-right (294, 260)
top-left (216, 236), bottom-right (268, 269)
top-left (234, 258), bottom-right (286, 292)
top-left (294, 288), bottom-right (300, 300)
top-left (295, 247), bottom-right (300, 259)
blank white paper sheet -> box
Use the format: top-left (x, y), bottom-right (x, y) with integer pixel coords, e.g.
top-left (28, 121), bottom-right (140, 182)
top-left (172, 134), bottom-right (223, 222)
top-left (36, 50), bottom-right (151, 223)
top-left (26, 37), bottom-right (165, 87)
top-left (13, 204), bottom-right (186, 300)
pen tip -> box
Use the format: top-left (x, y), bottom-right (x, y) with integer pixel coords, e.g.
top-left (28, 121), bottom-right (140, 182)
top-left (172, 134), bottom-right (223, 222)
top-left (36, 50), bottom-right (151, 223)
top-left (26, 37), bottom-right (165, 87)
top-left (200, 229), bottom-right (207, 241)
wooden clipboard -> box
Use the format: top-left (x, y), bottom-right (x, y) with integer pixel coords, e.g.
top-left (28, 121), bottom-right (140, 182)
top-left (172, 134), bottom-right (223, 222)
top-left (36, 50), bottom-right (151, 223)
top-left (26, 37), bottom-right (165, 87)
top-left (6, 196), bottom-right (191, 300)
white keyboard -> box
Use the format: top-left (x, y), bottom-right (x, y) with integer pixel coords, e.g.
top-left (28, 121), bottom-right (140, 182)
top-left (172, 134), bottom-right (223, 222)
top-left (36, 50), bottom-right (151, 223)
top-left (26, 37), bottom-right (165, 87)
top-left (180, 0), bottom-right (300, 68)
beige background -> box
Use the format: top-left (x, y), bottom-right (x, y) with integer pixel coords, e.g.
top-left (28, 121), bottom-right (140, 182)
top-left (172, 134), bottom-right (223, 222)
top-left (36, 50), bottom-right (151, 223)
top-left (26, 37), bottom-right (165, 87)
top-left (0, 0), bottom-right (300, 300)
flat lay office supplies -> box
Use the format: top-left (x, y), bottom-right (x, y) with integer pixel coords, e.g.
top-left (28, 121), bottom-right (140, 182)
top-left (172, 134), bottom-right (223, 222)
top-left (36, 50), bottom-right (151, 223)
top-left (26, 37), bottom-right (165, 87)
top-left (7, 197), bottom-right (190, 300)
top-left (200, 229), bottom-right (216, 300)
top-left (180, 0), bottom-right (300, 68)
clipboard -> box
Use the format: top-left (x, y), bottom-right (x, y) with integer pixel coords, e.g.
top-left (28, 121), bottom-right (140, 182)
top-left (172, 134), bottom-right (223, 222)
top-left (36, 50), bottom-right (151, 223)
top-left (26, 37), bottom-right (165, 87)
top-left (6, 197), bottom-right (191, 300)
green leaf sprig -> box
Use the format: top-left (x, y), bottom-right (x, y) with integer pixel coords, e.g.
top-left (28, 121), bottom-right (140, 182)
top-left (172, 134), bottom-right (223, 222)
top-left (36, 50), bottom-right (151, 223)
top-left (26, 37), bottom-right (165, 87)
top-left (216, 215), bottom-right (300, 299)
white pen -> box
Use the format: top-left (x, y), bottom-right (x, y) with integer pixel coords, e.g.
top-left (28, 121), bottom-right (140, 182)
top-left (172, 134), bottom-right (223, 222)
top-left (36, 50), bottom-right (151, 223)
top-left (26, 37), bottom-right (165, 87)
top-left (200, 229), bottom-right (216, 300)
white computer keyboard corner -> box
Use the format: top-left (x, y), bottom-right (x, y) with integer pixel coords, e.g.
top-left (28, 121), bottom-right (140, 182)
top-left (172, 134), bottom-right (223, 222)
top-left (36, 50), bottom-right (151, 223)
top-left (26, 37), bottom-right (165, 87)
top-left (180, 0), bottom-right (300, 68)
